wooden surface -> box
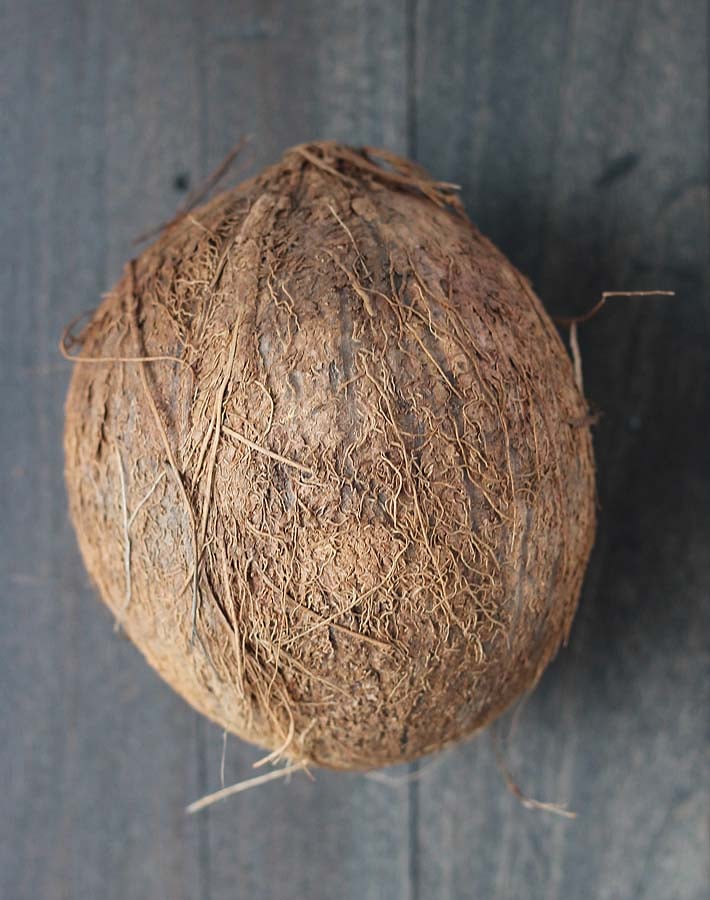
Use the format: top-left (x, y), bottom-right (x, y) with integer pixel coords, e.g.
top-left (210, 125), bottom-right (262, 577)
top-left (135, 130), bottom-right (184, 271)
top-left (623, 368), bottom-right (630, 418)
top-left (1, 1), bottom-right (707, 898)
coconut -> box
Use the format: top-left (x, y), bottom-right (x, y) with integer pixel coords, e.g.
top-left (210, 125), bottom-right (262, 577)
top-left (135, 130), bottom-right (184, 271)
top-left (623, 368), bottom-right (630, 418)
top-left (64, 142), bottom-right (595, 770)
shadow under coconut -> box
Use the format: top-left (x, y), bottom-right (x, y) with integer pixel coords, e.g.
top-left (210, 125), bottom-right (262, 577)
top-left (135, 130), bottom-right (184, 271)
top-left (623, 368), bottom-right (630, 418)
top-left (487, 182), bottom-right (704, 731)
top-left (455, 178), bottom-right (707, 702)
top-left (533, 235), bottom-right (706, 724)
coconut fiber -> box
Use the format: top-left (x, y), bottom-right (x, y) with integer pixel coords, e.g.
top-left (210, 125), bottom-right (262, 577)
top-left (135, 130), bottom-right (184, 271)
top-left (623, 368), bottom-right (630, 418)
top-left (64, 142), bottom-right (596, 769)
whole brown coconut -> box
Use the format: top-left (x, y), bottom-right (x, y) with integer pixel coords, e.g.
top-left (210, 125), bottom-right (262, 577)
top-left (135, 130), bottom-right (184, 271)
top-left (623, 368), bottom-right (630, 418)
top-left (64, 142), bottom-right (595, 770)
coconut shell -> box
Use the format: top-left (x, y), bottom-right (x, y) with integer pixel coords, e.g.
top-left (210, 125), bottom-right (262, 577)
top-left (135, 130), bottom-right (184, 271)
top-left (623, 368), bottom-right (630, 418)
top-left (64, 142), bottom-right (595, 770)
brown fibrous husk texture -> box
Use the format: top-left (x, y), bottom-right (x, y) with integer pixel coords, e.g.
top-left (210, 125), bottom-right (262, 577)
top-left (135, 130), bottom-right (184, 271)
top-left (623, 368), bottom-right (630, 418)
top-left (64, 142), bottom-right (596, 770)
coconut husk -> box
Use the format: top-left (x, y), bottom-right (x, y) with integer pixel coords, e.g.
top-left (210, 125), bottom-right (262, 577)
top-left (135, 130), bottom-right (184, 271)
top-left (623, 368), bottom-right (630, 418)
top-left (64, 142), bottom-right (595, 769)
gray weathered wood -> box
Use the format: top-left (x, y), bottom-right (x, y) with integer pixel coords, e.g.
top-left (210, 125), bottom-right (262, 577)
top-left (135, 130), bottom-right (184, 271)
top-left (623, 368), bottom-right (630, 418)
top-left (413, 1), bottom-right (709, 898)
top-left (1, 3), bottom-right (205, 898)
top-left (1, 1), bottom-right (707, 898)
top-left (199, 4), bottom-right (412, 899)
top-left (2, 1), bottom-right (412, 899)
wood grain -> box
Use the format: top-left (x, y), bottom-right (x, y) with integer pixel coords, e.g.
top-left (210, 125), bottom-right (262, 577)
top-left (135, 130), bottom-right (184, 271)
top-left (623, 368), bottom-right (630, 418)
top-left (1, 1), bottom-right (707, 898)
top-left (414, 1), bottom-right (709, 898)
top-left (198, 4), bottom-right (412, 899)
top-left (2, 3), bottom-right (204, 899)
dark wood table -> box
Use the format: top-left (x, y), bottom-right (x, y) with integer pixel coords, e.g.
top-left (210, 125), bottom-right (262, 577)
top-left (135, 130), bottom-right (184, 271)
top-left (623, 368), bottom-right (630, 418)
top-left (2, 2), bottom-right (707, 898)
